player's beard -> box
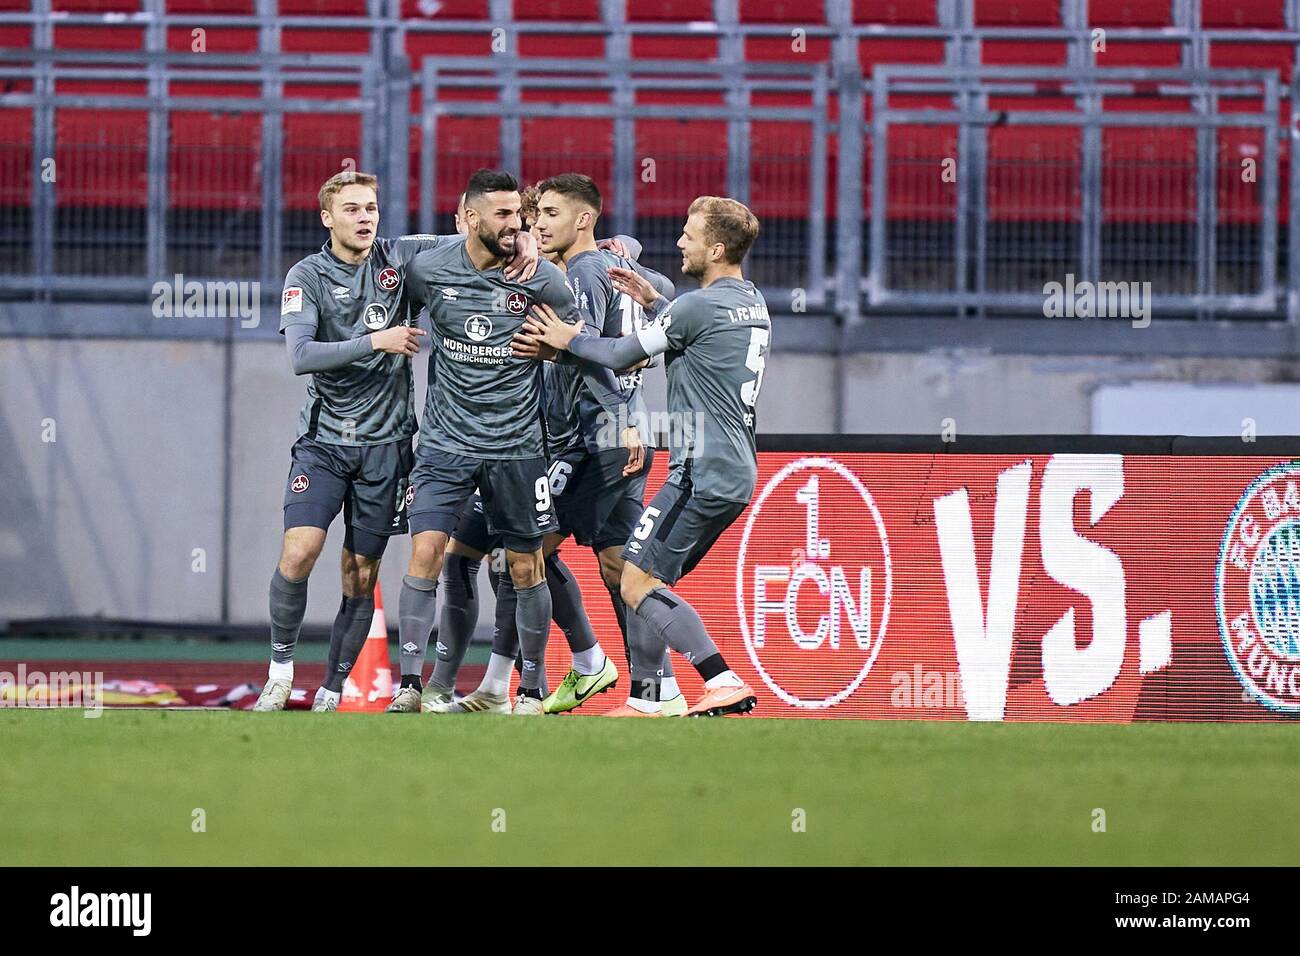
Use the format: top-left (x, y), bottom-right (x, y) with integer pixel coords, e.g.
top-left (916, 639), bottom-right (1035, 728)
top-left (681, 250), bottom-right (706, 279)
top-left (478, 224), bottom-right (517, 261)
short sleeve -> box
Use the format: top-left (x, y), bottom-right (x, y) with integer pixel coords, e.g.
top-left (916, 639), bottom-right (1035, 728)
top-left (279, 266), bottom-right (319, 333)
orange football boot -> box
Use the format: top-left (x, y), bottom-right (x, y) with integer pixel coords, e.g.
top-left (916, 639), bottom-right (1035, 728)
top-left (686, 683), bottom-right (757, 717)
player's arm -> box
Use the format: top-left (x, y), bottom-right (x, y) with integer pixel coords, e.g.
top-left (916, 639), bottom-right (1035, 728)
top-left (284, 323), bottom-right (424, 374)
top-left (596, 234), bottom-right (641, 261)
top-left (544, 276), bottom-right (631, 419)
top-left (517, 302), bottom-right (660, 368)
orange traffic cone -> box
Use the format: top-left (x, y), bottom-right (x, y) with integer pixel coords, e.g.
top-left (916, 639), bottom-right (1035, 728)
top-left (339, 582), bottom-right (394, 712)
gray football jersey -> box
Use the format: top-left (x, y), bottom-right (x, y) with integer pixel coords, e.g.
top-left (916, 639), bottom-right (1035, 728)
top-left (546, 248), bottom-right (675, 455)
top-left (655, 277), bottom-right (772, 503)
top-left (409, 245), bottom-right (583, 460)
top-left (279, 234), bottom-right (455, 445)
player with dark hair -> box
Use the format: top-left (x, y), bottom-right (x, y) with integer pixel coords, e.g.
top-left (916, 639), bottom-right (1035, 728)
top-left (396, 169), bottom-right (632, 716)
top-left (253, 170), bottom-right (536, 713)
top-left (529, 172), bottom-right (684, 714)
top-left (516, 195), bottom-right (768, 717)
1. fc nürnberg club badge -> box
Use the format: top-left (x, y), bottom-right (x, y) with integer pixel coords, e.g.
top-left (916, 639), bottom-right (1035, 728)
top-left (1217, 461), bottom-right (1300, 712)
top-left (735, 457), bottom-right (892, 710)
top-left (377, 267), bottom-right (400, 291)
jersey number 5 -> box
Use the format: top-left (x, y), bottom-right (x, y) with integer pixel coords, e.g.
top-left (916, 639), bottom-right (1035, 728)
top-left (740, 327), bottom-right (770, 407)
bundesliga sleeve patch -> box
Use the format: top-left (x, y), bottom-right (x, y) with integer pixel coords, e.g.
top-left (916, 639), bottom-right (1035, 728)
top-left (282, 287), bottom-right (303, 315)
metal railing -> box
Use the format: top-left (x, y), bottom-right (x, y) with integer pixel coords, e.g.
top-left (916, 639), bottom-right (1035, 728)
top-left (860, 66), bottom-right (1281, 316)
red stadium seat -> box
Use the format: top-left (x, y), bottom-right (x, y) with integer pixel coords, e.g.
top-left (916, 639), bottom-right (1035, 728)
top-left (280, 27), bottom-right (370, 52)
top-left (744, 35), bottom-right (832, 62)
top-left (51, 0), bottom-right (140, 11)
top-left (1096, 40), bottom-right (1183, 68)
top-left (853, 0), bottom-right (937, 25)
top-left (1202, 0), bottom-right (1285, 29)
top-left (53, 25), bottom-right (145, 49)
top-left (166, 25), bottom-right (258, 52)
top-left (858, 37), bottom-right (945, 73)
top-left (1210, 41), bottom-right (1293, 84)
top-left (626, 0), bottom-right (712, 22)
top-left (981, 40), bottom-right (1069, 65)
top-left (975, 0), bottom-right (1060, 26)
top-left (739, 0), bottom-right (826, 23)
top-left (398, 0), bottom-right (490, 16)
top-left (278, 0), bottom-right (369, 14)
top-left (165, 0), bottom-right (256, 12)
top-left (518, 32), bottom-right (605, 58)
top-left (630, 34), bottom-right (719, 60)
top-left (1088, 0), bottom-right (1173, 26)
top-left (513, 0), bottom-right (600, 19)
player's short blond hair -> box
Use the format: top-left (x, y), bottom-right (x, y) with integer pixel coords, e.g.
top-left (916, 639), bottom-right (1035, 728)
top-left (319, 171), bottom-right (379, 212)
top-left (520, 183), bottom-right (541, 228)
top-left (687, 196), bottom-right (759, 264)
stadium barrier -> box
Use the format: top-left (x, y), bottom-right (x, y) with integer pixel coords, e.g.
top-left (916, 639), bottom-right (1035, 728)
top-left (541, 434), bottom-right (1300, 721)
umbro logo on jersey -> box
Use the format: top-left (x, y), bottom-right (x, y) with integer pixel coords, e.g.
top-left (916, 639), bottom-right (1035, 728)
top-left (377, 267), bottom-right (400, 292)
top-left (402, 642), bottom-right (418, 654)
top-left (441, 288), bottom-right (459, 300)
top-left (626, 540), bottom-right (642, 554)
top-left (332, 286), bottom-right (350, 299)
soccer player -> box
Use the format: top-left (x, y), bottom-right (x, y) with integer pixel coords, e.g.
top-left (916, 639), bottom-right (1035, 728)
top-left (253, 170), bottom-right (534, 713)
top-left (412, 183), bottom-right (611, 714)
top-left (397, 168), bottom-right (632, 716)
top-left (529, 173), bottom-right (684, 714)
top-left (515, 196), bottom-right (768, 717)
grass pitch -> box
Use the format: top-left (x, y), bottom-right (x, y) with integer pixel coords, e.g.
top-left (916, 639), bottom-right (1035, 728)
top-left (2, 710), bottom-right (1296, 866)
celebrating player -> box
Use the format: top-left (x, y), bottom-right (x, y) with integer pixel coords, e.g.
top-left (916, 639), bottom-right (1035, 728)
top-left (253, 170), bottom-right (534, 713)
top-left (529, 173), bottom-right (684, 714)
top-left (396, 169), bottom-right (632, 716)
top-left (515, 196), bottom-right (769, 717)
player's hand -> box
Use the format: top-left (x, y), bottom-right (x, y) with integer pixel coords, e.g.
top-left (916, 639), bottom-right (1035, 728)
top-left (621, 426), bottom-right (645, 477)
top-left (370, 325), bottom-right (426, 357)
top-left (511, 333), bottom-right (559, 362)
top-left (517, 302), bottom-right (582, 352)
top-left (608, 266), bottom-right (662, 310)
top-left (503, 230), bottom-right (539, 281)
top-left (597, 236), bottom-right (630, 258)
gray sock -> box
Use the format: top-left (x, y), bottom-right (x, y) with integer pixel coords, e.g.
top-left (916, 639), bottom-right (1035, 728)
top-left (627, 595), bottom-right (668, 701)
top-left (515, 579), bottom-right (552, 692)
top-left (398, 574), bottom-right (439, 678)
top-left (429, 554), bottom-right (479, 691)
top-left (546, 552), bottom-right (597, 654)
top-left (605, 573), bottom-right (675, 681)
top-left (634, 588), bottom-right (719, 671)
top-left (269, 568), bottom-right (309, 664)
top-left (492, 573), bottom-right (519, 660)
top-left (323, 595), bottom-right (375, 693)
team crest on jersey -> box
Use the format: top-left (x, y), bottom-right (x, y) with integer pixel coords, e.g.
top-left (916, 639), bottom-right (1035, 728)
top-left (505, 292), bottom-right (528, 315)
top-left (465, 314), bottom-right (493, 341)
top-left (364, 303), bottom-right (388, 330)
top-left (377, 267), bottom-right (400, 292)
top-left (1217, 461), bottom-right (1300, 712)
top-left (291, 474), bottom-right (310, 494)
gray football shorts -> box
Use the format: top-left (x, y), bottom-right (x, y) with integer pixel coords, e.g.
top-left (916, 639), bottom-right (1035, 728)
top-left (552, 446), bottom-right (655, 552)
top-left (408, 445), bottom-right (555, 553)
top-left (283, 436), bottom-right (415, 554)
top-left (621, 476), bottom-right (746, 586)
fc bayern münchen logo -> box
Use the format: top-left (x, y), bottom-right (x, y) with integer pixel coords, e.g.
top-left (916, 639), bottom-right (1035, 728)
top-left (1216, 461), bottom-right (1300, 712)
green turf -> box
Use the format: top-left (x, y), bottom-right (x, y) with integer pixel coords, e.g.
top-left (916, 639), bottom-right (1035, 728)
top-left (1, 711), bottom-right (1296, 866)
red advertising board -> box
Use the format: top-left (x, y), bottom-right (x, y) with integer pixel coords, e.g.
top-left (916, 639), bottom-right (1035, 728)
top-left (541, 447), bottom-right (1300, 721)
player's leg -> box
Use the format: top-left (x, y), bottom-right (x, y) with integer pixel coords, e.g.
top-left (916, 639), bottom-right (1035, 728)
top-left (440, 556), bottom-right (516, 714)
top-left (314, 530), bottom-right (385, 712)
top-left (481, 456), bottom-right (555, 715)
top-left (613, 483), bottom-right (756, 717)
top-left (595, 544), bottom-right (683, 715)
top-left (254, 438), bottom-right (349, 711)
top-left (396, 448), bottom-right (478, 708)
top-left (421, 494), bottom-right (498, 710)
